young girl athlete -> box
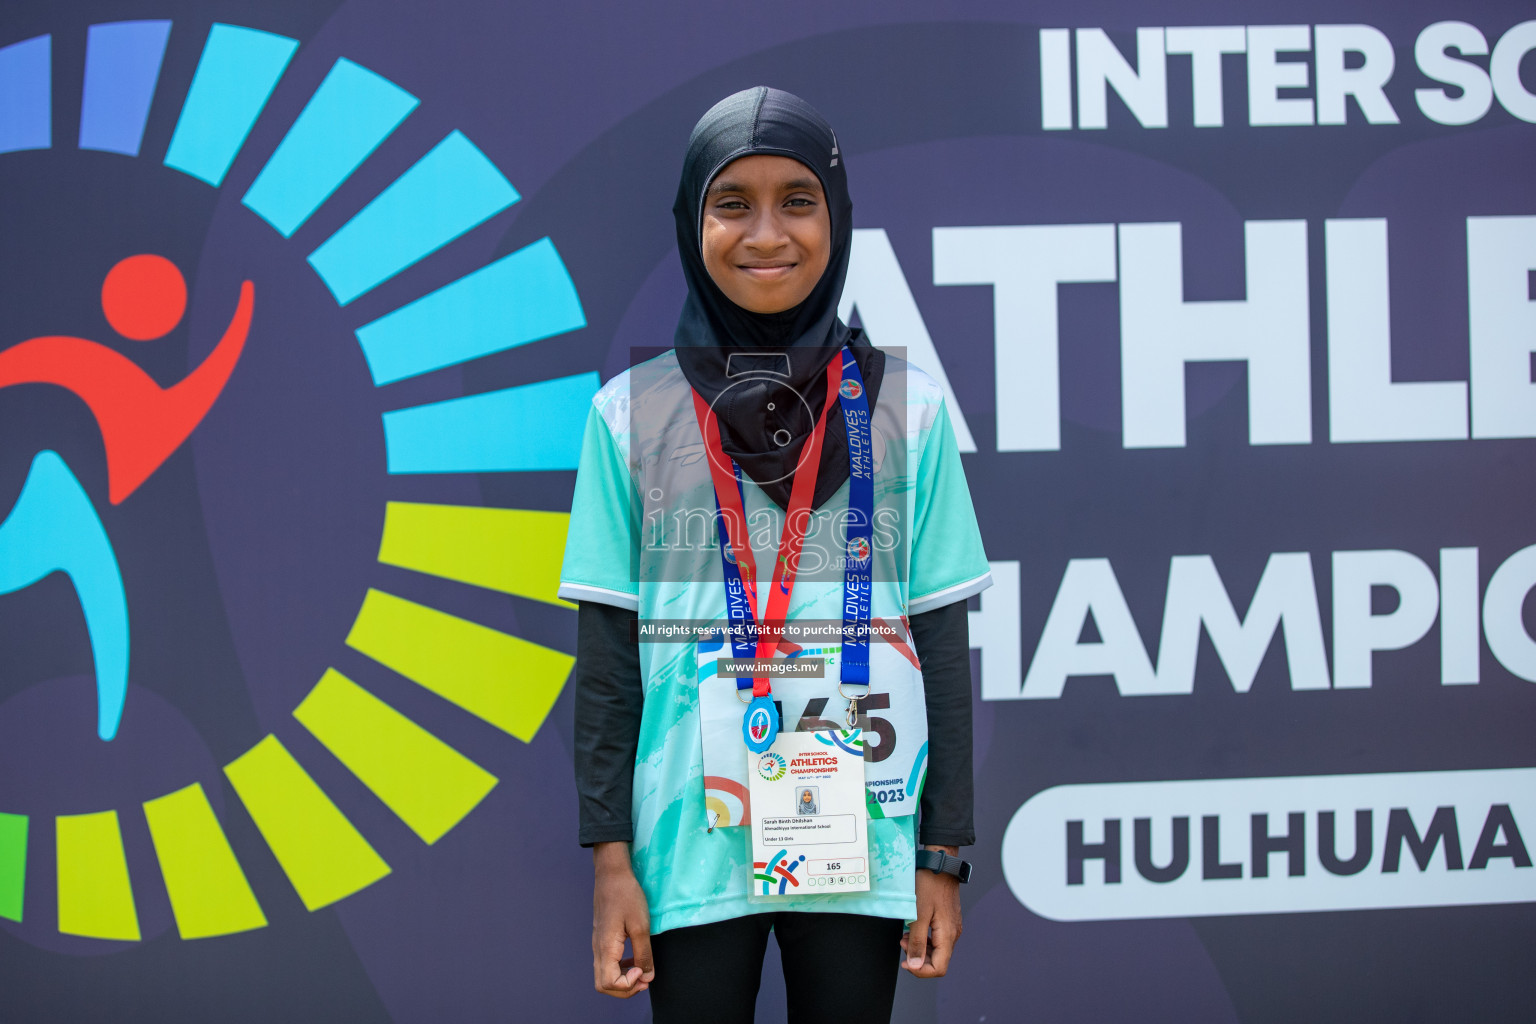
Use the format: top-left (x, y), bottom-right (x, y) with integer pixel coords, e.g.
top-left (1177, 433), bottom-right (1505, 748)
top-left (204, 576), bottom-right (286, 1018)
top-left (560, 86), bottom-right (991, 1023)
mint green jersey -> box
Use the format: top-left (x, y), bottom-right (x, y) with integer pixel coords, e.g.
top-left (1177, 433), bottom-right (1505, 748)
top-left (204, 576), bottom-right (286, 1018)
top-left (560, 351), bottom-right (990, 934)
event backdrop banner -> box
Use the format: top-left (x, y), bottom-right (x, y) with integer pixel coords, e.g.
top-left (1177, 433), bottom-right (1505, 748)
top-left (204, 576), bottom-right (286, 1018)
top-left (0, 1), bottom-right (1531, 1020)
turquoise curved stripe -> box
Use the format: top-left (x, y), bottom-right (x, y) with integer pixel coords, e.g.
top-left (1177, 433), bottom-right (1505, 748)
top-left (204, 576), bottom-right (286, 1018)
top-left (164, 24), bottom-right (298, 186)
top-left (242, 58), bottom-right (418, 237)
top-left (79, 20), bottom-right (172, 156)
top-left (0, 35), bottom-right (51, 153)
top-left (356, 237), bottom-right (586, 385)
top-left (381, 371), bottom-right (599, 474)
top-left (0, 452), bottom-right (129, 741)
top-left (906, 741), bottom-right (929, 797)
top-left (308, 130), bottom-right (519, 305)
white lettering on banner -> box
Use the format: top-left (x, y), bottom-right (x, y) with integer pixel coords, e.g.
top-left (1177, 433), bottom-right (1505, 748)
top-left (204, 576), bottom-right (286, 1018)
top-left (1039, 21), bottom-right (1536, 128)
top-left (1001, 769), bottom-right (1536, 921)
top-left (1119, 220), bottom-right (1311, 449)
top-left (1483, 546), bottom-right (1536, 682)
top-left (1331, 550), bottom-right (1440, 689)
top-left (1469, 216), bottom-right (1536, 439)
top-left (1415, 22), bottom-right (1493, 125)
top-left (1022, 559), bottom-right (1158, 698)
top-left (1038, 29), bottom-right (1072, 130)
top-left (1155, 554), bottom-right (1330, 694)
top-left (932, 224), bottom-right (1116, 452)
top-left (1075, 28), bottom-right (1167, 129)
top-left (848, 214), bottom-right (1535, 451)
top-left (1315, 25), bottom-right (1399, 125)
top-left (1247, 25), bottom-right (1315, 126)
top-left (1163, 27), bottom-right (1246, 127)
top-left (1490, 21), bottom-right (1536, 123)
top-left (1326, 219), bottom-right (1468, 442)
top-left (1439, 548), bottom-right (1481, 685)
top-left (969, 561), bottom-right (1021, 702)
top-left (974, 545), bottom-right (1536, 700)
top-left (837, 228), bottom-right (977, 452)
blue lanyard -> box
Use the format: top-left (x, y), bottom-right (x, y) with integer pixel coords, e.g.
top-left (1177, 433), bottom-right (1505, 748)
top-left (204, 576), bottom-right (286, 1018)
top-left (716, 467), bottom-right (758, 681)
top-left (836, 348), bottom-right (874, 693)
top-left (710, 348), bottom-right (874, 699)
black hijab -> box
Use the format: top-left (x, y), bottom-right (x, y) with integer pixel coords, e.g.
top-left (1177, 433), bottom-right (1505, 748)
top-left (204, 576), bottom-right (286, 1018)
top-left (672, 86), bottom-right (884, 511)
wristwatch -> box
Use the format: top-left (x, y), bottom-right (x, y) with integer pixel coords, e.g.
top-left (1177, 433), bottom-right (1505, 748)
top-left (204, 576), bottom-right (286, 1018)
top-left (915, 848), bottom-right (972, 883)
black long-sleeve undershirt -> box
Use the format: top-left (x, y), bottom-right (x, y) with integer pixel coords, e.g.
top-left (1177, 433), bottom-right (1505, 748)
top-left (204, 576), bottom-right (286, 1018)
top-left (573, 599), bottom-right (975, 849)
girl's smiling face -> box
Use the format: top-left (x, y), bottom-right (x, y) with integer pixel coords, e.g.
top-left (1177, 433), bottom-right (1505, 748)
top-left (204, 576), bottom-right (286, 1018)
top-left (700, 154), bottom-right (831, 315)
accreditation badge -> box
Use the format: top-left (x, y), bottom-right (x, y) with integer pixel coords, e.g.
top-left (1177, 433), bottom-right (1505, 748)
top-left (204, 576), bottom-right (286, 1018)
top-left (698, 630), bottom-right (928, 830)
top-left (747, 729), bottom-right (871, 899)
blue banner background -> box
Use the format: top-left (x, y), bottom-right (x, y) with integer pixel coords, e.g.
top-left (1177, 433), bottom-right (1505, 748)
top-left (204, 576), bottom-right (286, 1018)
top-left (1, 1), bottom-right (1532, 1020)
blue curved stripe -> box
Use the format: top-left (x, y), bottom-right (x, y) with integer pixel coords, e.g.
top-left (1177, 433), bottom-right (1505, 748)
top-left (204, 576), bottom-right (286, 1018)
top-left (242, 58), bottom-right (418, 237)
top-left (815, 730), bottom-right (864, 757)
top-left (0, 452), bottom-right (129, 741)
top-left (356, 237), bottom-right (586, 385)
top-left (382, 371), bottom-right (598, 474)
top-left (308, 130), bottom-right (518, 305)
top-left (906, 741), bottom-right (929, 797)
top-left (0, 35), bottom-right (50, 153)
top-left (79, 20), bottom-right (171, 156)
top-left (164, 24), bottom-right (297, 186)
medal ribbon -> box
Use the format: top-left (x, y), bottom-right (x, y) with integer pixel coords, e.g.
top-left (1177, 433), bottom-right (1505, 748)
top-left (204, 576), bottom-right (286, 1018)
top-left (692, 359), bottom-right (841, 699)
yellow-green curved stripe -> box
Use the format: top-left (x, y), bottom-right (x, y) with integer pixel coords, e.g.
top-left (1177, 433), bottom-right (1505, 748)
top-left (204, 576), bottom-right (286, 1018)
top-left (143, 783), bottom-right (267, 939)
top-left (0, 812), bottom-right (27, 922)
top-left (377, 501), bottom-right (574, 607)
top-left (345, 588), bottom-right (571, 742)
top-left (57, 810), bottom-right (139, 940)
top-left (295, 669), bottom-right (498, 844)
top-left (224, 736), bottom-right (390, 911)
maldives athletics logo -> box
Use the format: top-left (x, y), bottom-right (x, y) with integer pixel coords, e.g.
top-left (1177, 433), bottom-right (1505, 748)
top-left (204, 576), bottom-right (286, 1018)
top-left (756, 752), bottom-right (787, 782)
top-left (747, 704), bottom-right (777, 746)
top-left (0, 21), bottom-right (591, 944)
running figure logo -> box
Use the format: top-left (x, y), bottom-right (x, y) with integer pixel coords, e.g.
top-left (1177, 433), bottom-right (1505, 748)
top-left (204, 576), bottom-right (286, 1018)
top-left (0, 254), bottom-right (254, 740)
top-left (748, 706), bottom-right (776, 747)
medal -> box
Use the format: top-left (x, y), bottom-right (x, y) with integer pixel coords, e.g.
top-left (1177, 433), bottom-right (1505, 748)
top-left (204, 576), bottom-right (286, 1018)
top-left (742, 695), bottom-right (779, 753)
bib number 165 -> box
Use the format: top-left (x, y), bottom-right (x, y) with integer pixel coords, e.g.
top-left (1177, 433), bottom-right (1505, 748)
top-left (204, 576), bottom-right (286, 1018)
top-left (795, 694), bottom-right (897, 763)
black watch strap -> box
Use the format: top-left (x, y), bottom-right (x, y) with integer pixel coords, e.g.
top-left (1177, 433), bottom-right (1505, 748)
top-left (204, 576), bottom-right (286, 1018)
top-left (915, 849), bottom-right (972, 883)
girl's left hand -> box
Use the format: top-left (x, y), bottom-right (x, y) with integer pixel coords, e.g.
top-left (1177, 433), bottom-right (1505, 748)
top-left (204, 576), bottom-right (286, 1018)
top-left (903, 844), bottom-right (963, 977)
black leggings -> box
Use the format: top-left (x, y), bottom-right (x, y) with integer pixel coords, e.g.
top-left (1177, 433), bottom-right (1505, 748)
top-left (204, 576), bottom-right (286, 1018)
top-left (648, 912), bottom-right (904, 1024)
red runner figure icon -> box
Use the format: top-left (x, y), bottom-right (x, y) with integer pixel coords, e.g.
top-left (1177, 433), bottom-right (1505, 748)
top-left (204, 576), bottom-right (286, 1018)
top-left (0, 255), bottom-right (255, 504)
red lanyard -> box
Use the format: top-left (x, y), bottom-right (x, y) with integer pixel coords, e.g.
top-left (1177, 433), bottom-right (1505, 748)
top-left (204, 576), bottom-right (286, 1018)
top-left (690, 359), bottom-right (842, 697)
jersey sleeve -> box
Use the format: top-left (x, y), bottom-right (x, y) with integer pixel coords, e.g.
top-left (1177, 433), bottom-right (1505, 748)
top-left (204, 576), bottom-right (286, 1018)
top-left (907, 400), bottom-right (992, 615)
top-left (558, 403), bottom-right (640, 611)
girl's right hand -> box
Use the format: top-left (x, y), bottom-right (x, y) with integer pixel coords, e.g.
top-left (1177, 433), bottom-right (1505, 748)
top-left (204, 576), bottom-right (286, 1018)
top-left (591, 842), bottom-right (655, 998)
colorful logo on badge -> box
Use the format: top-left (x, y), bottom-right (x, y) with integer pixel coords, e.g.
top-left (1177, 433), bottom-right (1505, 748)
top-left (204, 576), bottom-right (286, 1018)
top-left (756, 752), bottom-right (787, 781)
top-left (839, 378), bottom-right (863, 401)
top-left (846, 535), bottom-right (871, 562)
top-left (753, 850), bottom-right (805, 895)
